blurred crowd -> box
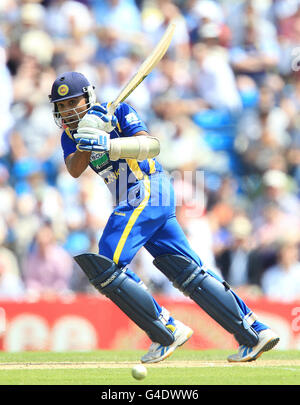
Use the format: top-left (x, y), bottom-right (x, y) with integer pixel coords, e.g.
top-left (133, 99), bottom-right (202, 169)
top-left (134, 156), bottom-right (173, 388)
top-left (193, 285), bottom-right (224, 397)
top-left (1, 0), bottom-right (300, 302)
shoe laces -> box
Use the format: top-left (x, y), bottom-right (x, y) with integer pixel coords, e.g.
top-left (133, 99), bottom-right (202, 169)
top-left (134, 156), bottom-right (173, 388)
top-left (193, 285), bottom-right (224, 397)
top-left (148, 342), bottom-right (162, 353)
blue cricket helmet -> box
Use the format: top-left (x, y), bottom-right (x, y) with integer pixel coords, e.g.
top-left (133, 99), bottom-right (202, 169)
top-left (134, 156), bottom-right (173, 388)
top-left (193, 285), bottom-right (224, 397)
top-left (49, 71), bottom-right (92, 103)
top-left (49, 71), bottom-right (97, 128)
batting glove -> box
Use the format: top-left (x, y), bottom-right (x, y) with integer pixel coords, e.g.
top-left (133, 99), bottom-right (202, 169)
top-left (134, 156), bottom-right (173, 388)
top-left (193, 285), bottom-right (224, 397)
top-left (78, 104), bottom-right (117, 133)
top-left (74, 127), bottom-right (110, 152)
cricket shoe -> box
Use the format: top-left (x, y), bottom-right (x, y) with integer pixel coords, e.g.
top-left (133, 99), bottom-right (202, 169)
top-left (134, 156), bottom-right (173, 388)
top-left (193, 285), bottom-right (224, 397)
top-left (227, 329), bottom-right (280, 363)
top-left (141, 320), bottom-right (193, 364)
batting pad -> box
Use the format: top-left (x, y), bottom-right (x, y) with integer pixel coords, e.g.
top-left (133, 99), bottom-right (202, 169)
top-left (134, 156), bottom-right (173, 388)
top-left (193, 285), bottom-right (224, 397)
top-left (74, 253), bottom-right (175, 346)
top-left (153, 254), bottom-right (259, 347)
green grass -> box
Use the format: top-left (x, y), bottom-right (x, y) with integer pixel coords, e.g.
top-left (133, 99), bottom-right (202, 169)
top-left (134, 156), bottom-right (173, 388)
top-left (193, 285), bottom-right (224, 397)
top-left (0, 350), bottom-right (299, 385)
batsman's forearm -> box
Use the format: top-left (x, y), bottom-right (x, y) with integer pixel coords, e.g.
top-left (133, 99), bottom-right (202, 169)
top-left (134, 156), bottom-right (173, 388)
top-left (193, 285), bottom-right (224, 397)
top-left (65, 150), bottom-right (91, 178)
top-left (109, 136), bottom-right (160, 161)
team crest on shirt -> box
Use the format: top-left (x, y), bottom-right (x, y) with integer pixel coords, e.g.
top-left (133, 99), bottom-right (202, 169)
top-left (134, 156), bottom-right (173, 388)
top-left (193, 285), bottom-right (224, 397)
top-left (58, 84), bottom-right (69, 96)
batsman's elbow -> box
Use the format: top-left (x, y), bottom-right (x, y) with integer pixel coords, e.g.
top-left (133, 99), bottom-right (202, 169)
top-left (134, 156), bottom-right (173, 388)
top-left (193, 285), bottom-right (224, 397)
top-left (65, 164), bottom-right (82, 178)
top-left (149, 137), bottom-right (160, 158)
top-left (68, 170), bottom-right (81, 179)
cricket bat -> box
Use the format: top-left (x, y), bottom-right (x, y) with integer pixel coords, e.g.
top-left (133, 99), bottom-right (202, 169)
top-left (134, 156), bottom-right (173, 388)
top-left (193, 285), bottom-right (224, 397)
top-left (107, 22), bottom-right (176, 114)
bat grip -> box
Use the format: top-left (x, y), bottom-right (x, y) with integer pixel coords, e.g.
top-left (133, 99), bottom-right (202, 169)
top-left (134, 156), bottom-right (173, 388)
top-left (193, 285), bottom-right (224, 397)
top-left (107, 102), bottom-right (117, 115)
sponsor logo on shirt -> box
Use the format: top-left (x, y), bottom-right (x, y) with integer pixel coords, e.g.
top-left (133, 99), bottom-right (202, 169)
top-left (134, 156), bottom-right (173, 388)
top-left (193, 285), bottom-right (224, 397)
top-left (125, 112), bottom-right (140, 125)
top-left (90, 152), bottom-right (109, 169)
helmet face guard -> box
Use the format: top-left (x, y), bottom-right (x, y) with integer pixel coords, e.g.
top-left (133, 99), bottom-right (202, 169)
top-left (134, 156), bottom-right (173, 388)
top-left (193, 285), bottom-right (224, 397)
top-left (52, 86), bottom-right (96, 129)
top-left (49, 72), bottom-right (96, 129)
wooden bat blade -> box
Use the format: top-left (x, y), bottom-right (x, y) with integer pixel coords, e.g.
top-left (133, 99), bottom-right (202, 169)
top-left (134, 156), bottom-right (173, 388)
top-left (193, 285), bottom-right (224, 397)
top-left (108, 22), bottom-right (176, 113)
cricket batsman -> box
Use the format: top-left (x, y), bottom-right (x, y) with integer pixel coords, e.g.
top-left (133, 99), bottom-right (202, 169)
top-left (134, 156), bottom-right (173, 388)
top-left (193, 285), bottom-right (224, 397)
top-left (49, 71), bottom-right (279, 363)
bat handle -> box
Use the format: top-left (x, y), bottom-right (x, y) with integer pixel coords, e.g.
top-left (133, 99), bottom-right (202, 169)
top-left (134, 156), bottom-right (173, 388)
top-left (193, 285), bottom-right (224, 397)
top-left (107, 102), bottom-right (117, 115)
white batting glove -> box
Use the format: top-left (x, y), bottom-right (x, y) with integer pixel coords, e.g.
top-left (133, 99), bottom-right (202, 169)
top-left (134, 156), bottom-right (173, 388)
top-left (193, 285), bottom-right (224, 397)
top-left (78, 104), bottom-right (117, 133)
top-left (74, 127), bottom-right (110, 152)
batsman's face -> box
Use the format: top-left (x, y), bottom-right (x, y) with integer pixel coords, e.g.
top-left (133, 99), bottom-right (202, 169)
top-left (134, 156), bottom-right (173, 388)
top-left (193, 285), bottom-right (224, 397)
top-left (56, 95), bottom-right (89, 130)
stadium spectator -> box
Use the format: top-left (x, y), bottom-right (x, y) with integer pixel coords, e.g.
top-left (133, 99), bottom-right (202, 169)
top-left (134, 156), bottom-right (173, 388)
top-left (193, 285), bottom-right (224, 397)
top-left (261, 240), bottom-right (300, 302)
top-left (251, 169), bottom-right (300, 224)
top-left (0, 218), bottom-right (24, 300)
top-left (11, 191), bottom-right (40, 267)
top-left (190, 21), bottom-right (242, 113)
top-left (177, 200), bottom-right (235, 278)
top-left (91, 0), bottom-right (142, 34)
top-left (235, 84), bottom-right (293, 176)
top-left (45, 0), bottom-right (94, 42)
top-left (189, 0), bottom-right (230, 47)
top-left (18, 2), bottom-right (54, 67)
top-left (22, 222), bottom-right (73, 299)
top-left (228, 0), bottom-right (280, 85)
top-left (147, 0), bottom-right (191, 62)
top-left (216, 214), bottom-right (254, 287)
